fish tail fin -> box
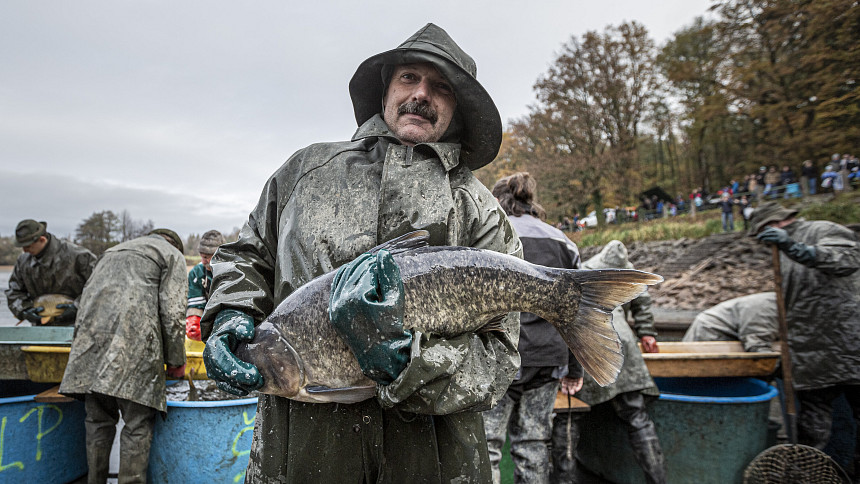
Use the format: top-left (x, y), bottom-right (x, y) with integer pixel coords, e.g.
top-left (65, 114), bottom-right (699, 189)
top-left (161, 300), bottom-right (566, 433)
top-left (557, 269), bottom-right (663, 386)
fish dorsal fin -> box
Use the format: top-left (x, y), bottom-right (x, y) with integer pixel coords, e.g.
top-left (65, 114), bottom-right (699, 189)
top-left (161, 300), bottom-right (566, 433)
top-left (369, 230), bottom-right (430, 255)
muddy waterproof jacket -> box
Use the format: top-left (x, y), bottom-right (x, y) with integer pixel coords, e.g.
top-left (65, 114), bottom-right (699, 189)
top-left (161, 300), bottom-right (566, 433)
top-left (682, 292), bottom-right (777, 353)
top-left (60, 235), bottom-right (187, 412)
top-left (201, 114), bottom-right (522, 483)
top-left (779, 220), bottom-right (860, 390)
top-left (6, 235), bottom-right (96, 321)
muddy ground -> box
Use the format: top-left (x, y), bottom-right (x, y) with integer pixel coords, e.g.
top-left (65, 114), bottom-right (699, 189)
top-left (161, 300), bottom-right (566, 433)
top-left (580, 232), bottom-right (773, 311)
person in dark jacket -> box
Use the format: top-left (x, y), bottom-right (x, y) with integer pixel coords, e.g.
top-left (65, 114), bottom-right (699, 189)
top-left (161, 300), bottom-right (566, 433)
top-left (750, 202), bottom-right (860, 480)
top-left (800, 160), bottom-right (818, 197)
top-left (5, 219), bottom-right (96, 325)
top-left (200, 24), bottom-right (522, 483)
top-left (60, 229), bottom-right (187, 484)
top-left (483, 172), bottom-right (583, 484)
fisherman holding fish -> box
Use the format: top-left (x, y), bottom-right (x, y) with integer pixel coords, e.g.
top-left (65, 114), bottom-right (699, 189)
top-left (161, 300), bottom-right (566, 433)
top-left (199, 24), bottom-right (524, 483)
top-left (5, 219), bottom-right (96, 325)
top-left (60, 229), bottom-right (187, 484)
top-left (750, 202), bottom-right (860, 479)
top-left (199, 23), bottom-right (659, 483)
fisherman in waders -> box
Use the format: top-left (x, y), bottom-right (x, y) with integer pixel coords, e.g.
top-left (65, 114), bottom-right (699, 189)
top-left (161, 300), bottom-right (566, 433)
top-left (5, 219), bottom-right (96, 325)
top-left (59, 229), bottom-right (187, 484)
top-left (483, 172), bottom-right (584, 484)
top-left (551, 241), bottom-right (667, 484)
top-left (200, 24), bottom-right (522, 483)
top-left (749, 202), bottom-right (860, 482)
top-left (185, 229), bottom-right (225, 342)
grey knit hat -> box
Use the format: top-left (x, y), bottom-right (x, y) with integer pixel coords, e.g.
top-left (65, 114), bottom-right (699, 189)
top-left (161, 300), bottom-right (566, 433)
top-left (197, 230), bottom-right (225, 255)
top-left (748, 202), bottom-right (798, 236)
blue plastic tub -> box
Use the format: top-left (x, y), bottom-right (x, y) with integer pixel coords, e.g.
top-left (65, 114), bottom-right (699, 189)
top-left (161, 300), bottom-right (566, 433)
top-left (0, 382), bottom-right (87, 484)
top-left (576, 377), bottom-right (778, 484)
top-left (147, 396), bottom-right (258, 484)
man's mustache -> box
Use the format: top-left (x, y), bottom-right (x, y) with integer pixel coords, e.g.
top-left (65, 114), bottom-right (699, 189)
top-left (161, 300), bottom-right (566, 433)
top-left (398, 101), bottom-right (438, 124)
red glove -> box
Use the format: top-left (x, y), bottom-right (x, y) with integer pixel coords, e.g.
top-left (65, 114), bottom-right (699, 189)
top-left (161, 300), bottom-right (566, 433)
top-left (166, 364), bottom-right (186, 379)
top-left (186, 315), bottom-right (202, 341)
top-left (640, 336), bottom-right (659, 353)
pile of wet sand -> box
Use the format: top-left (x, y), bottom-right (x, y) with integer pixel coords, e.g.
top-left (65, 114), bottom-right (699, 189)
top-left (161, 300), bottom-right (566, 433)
top-left (581, 232), bottom-right (774, 311)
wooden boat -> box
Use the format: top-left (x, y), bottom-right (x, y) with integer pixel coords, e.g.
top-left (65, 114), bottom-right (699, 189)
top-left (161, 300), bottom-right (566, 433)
top-left (641, 341), bottom-right (780, 378)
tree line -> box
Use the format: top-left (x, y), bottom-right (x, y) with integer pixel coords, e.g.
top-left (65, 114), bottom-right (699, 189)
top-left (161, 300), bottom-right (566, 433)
top-left (0, 210), bottom-right (239, 265)
top-left (475, 0), bottom-right (859, 225)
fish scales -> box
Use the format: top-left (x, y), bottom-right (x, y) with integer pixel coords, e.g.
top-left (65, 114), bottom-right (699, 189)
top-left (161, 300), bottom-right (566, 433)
top-left (235, 232), bottom-right (662, 404)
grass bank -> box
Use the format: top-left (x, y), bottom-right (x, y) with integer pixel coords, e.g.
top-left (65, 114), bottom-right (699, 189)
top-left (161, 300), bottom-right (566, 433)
top-left (568, 194), bottom-right (860, 248)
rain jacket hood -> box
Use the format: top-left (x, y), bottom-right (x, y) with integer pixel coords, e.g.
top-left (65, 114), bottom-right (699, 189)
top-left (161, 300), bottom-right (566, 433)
top-left (349, 23), bottom-right (502, 171)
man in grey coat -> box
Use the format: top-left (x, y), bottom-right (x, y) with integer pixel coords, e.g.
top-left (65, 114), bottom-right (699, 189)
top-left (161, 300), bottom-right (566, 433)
top-left (750, 202), bottom-right (860, 480)
top-left (60, 229), bottom-right (187, 484)
top-left (682, 292), bottom-right (778, 353)
top-left (200, 24), bottom-right (521, 483)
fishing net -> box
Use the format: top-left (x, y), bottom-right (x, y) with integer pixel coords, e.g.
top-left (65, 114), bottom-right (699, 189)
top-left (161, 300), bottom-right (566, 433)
top-left (743, 444), bottom-right (850, 484)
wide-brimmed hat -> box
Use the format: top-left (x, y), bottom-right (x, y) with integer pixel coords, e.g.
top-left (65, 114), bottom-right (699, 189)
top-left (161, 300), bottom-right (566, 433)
top-left (582, 240), bottom-right (634, 270)
top-left (748, 202), bottom-right (798, 236)
top-left (149, 228), bottom-right (184, 254)
top-left (198, 230), bottom-right (225, 255)
top-left (14, 219), bottom-right (47, 247)
top-left (349, 23), bottom-right (502, 170)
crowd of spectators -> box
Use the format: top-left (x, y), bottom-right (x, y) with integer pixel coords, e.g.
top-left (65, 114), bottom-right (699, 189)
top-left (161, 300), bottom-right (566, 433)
top-left (556, 152), bottom-right (858, 232)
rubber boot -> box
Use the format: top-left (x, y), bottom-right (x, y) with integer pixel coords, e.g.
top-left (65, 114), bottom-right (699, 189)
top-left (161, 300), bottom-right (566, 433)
top-left (628, 428), bottom-right (667, 484)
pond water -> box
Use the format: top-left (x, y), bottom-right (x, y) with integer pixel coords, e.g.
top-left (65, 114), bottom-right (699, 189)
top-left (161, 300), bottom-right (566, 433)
top-left (0, 267), bottom-right (18, 327)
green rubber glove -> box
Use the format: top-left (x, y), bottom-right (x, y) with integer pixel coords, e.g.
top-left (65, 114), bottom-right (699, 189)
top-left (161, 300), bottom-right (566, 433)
top-left (329, 250), bottom-right (412, 385)
top-left (203, 309), bottom-right (263, 396)
top-left (21, 306), bottom-right (44, 324)
top-left (55, 303), bottom-right (78, 323)
top-left (758, 227), bottom-right (817, 265)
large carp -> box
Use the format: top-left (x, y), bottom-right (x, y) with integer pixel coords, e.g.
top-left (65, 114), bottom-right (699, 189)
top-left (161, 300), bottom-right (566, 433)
top-left (235, 231), bottom-right (663, 404)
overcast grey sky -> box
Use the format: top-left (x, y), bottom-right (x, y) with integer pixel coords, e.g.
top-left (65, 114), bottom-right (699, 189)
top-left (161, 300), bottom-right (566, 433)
top-left (0, 1), bottom-right (713, 240)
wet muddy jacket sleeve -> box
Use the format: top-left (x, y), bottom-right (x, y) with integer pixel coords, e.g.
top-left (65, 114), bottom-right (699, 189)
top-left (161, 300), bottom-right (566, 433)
top-left (5, 263), bottom-right (30, 319)
top-left (160, 250), bottom-right (189, 368)
top-left (628, 289), bottom-right (657, 339)
top-left (377, 185), bottom-right (523, 415)
top-left (200, 178), bottom-right (280, 339)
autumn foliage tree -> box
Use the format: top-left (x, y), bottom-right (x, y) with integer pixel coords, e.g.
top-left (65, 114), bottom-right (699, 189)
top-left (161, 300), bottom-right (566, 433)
top-left (481, 21), bottom-right (658, 225)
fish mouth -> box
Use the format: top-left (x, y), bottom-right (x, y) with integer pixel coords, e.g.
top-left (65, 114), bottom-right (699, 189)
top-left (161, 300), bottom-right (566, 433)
top-left (240, 323), bottom-right (306, 399)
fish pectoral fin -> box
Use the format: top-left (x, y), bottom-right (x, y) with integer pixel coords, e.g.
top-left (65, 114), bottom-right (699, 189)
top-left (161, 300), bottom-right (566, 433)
top-left (477, 314), bottom-right (508, 334)
top-left (305, 385), bottom-right (377, 404)
top-left (368, 230), bottom-right (430, 256)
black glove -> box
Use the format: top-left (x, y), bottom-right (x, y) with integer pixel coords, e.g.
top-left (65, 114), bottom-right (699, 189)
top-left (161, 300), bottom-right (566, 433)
top-left (758, 227), bottom-right (817, 265)
top-left (21, 306), bottom-right (44, 324)
top-left (55, 303), bottom-right (78, 323)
